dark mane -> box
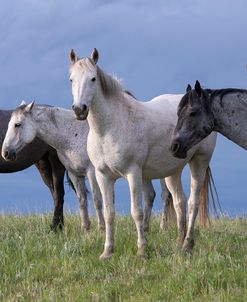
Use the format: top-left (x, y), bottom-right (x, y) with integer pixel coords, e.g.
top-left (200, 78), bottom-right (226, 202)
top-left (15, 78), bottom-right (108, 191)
top-left (207, 88), bottom-right (247, 101)
top-left (124, 90), bottom-right (137, 99)
top-left (177, 92), bottom-right (190, 115)
top-left (96, 66), bottom-right (123, 99)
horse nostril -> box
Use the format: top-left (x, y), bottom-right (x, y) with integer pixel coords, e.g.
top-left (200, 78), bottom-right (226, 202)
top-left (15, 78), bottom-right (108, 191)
top-left (171, 142), bottom-right (180, 153)
top-left (72, 105), bottom-right (75, 111)
top-left (82, 104), bottom-right (87, 112)
top-left (3, 150), bottom-right (8, 159)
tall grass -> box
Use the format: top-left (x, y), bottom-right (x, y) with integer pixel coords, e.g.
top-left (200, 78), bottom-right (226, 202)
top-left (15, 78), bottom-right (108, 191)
top-left (0, 214), bottom-right (246, 301)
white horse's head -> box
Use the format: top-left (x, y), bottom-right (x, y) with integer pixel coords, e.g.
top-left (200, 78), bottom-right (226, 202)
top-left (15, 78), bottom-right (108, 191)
top-left (2, 101), bottom-right (37, 161)
top-left (69, 48), bottom-right (99, 120)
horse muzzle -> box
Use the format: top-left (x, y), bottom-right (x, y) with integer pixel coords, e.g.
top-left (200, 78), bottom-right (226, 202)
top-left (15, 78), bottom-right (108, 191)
top-left (72, 104), bottom-right (89, 120)
top-left (2, 147), bottom-right (17, 161)
top-left (170, 140), bottom-right (187, 159)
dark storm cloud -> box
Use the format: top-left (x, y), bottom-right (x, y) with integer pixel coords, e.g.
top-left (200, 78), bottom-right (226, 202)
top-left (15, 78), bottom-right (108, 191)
top-left (0, 0), bottom-right (246, 214)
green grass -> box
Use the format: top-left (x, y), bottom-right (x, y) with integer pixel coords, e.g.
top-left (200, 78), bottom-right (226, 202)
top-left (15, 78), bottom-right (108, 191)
top-left (0, 214), bottom-right (246, 302)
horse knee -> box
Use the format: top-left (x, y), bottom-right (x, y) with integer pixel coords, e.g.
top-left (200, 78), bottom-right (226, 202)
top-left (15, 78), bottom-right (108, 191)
top-left (131, 208), bottom-right (143, 222)
top-left (93, 198), bottom-right (103, 210)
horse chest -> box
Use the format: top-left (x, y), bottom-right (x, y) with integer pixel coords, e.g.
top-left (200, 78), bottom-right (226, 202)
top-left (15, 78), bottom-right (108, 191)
top-left (87, 133), bottom-right (137, 177)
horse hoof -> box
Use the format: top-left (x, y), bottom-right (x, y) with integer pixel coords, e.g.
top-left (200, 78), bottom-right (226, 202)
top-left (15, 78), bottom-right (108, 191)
top-left (160, 222), bottom-right (167, 231)
top-left (182, 238), bottom-right (195, 254)
top-left (82, 223), bottom-right (91, 231)
top-left (143, 225), bottom-right (149, 232)
top-left (99, 224), bottom-right (106, 231)
top-left (99, 252), bottom-right (113, 260)
top-left (137, 246), bottom-right (146, 258)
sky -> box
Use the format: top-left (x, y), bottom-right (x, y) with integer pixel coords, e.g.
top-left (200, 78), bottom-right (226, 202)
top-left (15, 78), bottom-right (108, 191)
top-left (0, 0), bottom-right (247, 216)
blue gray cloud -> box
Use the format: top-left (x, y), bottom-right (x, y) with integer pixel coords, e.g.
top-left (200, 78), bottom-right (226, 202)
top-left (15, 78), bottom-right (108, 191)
top-left (0, 0), bottom-right (246, 215)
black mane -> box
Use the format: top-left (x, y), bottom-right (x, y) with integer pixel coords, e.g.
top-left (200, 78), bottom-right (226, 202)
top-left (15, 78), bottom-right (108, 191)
top-left (207, 88), bottom-right (247, 101)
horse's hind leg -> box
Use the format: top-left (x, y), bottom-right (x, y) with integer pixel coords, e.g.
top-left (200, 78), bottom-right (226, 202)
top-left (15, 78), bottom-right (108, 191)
top-left (67, 171), bottom-right (91, 231)
top-left (182, 156), bottom-right (209, 253)
top-left (159, 179), bottom-right (173, 230)
top-left (165, 170), bottom-right (186, 245)
top-left (35, 150), bottom-right (65, 231)
top-left (143, 180), bottom-right (156, 232)
top-left (87, 167), bottom-right (105, 231)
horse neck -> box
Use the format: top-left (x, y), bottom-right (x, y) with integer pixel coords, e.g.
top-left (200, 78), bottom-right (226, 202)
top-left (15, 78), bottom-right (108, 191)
top-left (33, 106), bottom-right (72, 151)
top-left (87, 84), bottom-right (124, 136)
top-left (211, 91), bottom-right (247, 149)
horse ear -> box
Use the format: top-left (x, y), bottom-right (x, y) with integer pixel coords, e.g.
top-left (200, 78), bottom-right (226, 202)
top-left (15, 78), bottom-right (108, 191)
top-left (91, 48), bottom-right (99, 64)
top-left (70, 49), bottom-right (77, 64)
top-left (19, 100), bottom-right (26, 106)
top-left (194, 80), bottom-right (202, 97)
top-left (26, 101), bottom-right (35, 113)
top-left (186, 84), bottom-right (192, 93)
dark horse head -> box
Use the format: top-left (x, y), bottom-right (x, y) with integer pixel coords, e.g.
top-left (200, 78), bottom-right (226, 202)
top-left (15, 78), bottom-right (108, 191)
top-left (170, 80), bottom-right (214, 158)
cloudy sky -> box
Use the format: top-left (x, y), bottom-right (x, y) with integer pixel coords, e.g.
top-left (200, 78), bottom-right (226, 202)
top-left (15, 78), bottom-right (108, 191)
top-left (0, 0), bottom-right (247, 216)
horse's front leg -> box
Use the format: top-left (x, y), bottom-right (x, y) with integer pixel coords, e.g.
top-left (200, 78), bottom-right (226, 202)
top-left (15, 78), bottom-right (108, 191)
top-left (143, 180), bottom-right (156, 232)
top-left (95, 170), bottom-right (115, 260)
top-left (182, 159), bottom-right (209, 253)
top-left (127, 168), bottom-right (146, 257)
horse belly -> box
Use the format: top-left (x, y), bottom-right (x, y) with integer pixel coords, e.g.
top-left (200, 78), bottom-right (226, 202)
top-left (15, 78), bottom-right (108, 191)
top-left (142, 144), bottom-right (188, 180)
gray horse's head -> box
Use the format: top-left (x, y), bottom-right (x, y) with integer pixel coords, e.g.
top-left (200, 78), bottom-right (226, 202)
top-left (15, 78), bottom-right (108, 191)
top-left (2, 101), bottom-right (36, 161)
top-left (170, 81), bottom-right (214, 158)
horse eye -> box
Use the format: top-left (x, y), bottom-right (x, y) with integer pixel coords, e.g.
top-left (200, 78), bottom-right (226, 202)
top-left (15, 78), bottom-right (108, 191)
top-left (70, 78), bottom-right (72, 82)
top-left (189, 109), bottom-right (200, 116)
top-left (91, 77), bottom-right (96, 82)
top-left (15, 123), bottom-right (21, 128)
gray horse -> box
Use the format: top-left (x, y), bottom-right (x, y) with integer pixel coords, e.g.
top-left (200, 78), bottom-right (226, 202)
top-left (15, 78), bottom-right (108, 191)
top-left (171, 80), bottom-right (247, 158)
top-left (0, 108), bottom-right (65, 231)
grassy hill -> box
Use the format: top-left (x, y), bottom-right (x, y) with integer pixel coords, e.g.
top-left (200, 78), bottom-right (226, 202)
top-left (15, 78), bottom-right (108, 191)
top-left (0, 214), bottom-right (246, 301)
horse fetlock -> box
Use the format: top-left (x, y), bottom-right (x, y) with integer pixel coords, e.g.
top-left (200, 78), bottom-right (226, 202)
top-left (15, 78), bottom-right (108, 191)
top-left (143, 215), bottom-right (151, 232)
top-left (100, 245), bottom-right (114, 260)
top-left (137, 245), bottom-right (147, 258)
top-left (143, 223), bottom-right (150, 232)
top-left (182, 237), bottom-right (195, 254)
top-left (159, 214), bottom-right (167, 230)
top-left (81, 220), bottom-right (91, 231)
top-left (98, 220), bottom-right (106, 231)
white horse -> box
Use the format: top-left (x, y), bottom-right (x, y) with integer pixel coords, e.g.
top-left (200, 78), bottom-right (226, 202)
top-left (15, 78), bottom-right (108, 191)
top-left (69, 48), bottom-right (217, 259)
top-left (2, 103), bottom-right (173, 232)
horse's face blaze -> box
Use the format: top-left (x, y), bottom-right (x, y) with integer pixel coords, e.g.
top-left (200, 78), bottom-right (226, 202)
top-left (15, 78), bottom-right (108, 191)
top-left (70, 58), bottom-right (97, 120)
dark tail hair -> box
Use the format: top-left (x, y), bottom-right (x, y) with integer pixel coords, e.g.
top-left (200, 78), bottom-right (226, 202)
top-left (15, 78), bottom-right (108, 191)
top-left (198, 166), bottom-right (222, 228)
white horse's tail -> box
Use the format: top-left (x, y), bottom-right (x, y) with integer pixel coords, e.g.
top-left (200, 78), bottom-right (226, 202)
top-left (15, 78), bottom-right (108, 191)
top-left (198, 166), bottom-right (222, 228)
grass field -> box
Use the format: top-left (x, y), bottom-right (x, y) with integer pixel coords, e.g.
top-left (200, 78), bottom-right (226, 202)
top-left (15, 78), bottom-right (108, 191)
top-left (0, 214), bottom-right (246, 302)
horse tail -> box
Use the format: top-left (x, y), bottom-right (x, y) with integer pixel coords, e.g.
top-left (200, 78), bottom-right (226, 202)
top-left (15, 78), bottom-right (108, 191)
top-left (198, 166), bottom-right (222, 228)
top-left (65, 171), bottom-right (89, 194)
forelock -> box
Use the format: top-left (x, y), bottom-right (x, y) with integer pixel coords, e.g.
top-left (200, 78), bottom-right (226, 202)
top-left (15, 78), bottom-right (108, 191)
top-left (11, 105), bottom-right (27, 119)
top-left (178, 93), bottom-right (190, 115)
top-left (70, 57), bottom-right (96, 73)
